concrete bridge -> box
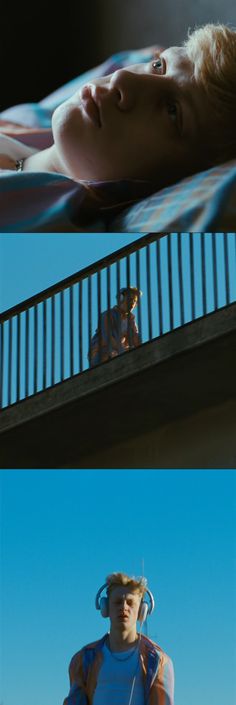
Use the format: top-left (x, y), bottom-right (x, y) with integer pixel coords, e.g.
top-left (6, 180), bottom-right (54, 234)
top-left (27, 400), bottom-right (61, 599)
top-left (1, 302), bottom-right (236, 468)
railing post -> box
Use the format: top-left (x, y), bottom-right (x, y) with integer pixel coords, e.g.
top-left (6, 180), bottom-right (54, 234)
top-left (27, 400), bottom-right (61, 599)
top-left (34, 305), bottom-right (38, 394)
top-left (167, 235), bottom-right (174, 331)
top-left (189, 234), bottom-right (196, 320)
top-left (201, 233), bottom-right (207, 316)
top-left (16, 313), bottom-right (21, 402)
top-left (69, 286), bottom-right (74, 378)
top-left (136, 248), bottom-right (142, 343)
top-left (107, 265), bottom-right (112, 359)
top-left (60, 291), bottom-right (64, 382)
top-left (8, 317), bottom-right (12, 406)
top-left (177, 234), bottom-right (184, 326)
top-left (51, 296), bottom-right (55, 387)
top-left (25, 308), bottom-right (29, 398)
top-left (116, 260), bottom-right (121, 354)
top-left (43, 300), bottom-right (47, 390)
top-left (0, 323), bottom-right (4, 409)
top-left (212, 234), bottom-right (218, 311)
top-left (146, 243), bottom-right (152, 341)
top-left (156, 238), bottom-right (163, 337)
top-left (126, 253), bottom-right (132, 350)
top-left (88, 276), bottom-right (92, 369)
top-left (224, 234), bottom-right (230, 306)
top-left (79, 280), bottom-right (83, 372)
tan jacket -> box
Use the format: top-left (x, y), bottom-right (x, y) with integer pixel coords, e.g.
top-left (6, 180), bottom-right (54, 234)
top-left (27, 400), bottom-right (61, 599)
top-left (63, 633), bottom-right (174, 705)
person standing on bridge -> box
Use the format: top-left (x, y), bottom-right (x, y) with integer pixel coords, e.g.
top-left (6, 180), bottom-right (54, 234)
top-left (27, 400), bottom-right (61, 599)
top-left (89, 286), bottom-right (142, 366)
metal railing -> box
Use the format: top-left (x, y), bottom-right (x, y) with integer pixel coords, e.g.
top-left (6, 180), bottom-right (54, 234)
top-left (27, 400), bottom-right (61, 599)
top-left (1, 233), bottom-right (236, 410)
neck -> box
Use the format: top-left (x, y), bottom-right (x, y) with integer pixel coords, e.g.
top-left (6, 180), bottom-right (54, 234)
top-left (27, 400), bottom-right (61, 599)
top-left (108, 625), bottom-right (138, 652)
top-left (118, 306), bottom-right (130, 316)
top-left (22, 145), bottom-right (66, 176)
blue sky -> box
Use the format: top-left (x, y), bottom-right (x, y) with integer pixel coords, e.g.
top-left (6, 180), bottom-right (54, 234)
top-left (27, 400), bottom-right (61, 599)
top-left (1, 469), bottom-right (236, 705)
top-left (1, 233), bottom-right (236, 313)
top-left (0, 234), bottom-right (144, 312)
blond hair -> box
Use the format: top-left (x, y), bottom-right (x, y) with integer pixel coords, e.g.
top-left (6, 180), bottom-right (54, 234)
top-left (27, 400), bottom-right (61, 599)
top-left (106, 572), bottom-right (147, 597)
top-left (184, 23), bottom-right (236, 164)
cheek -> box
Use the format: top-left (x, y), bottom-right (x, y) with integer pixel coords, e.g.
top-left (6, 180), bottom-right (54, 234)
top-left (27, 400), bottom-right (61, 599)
top-left (52, 103), bottom-right (85, 169)
top-left (52, 101), bottom-right (171, 181)
top-left (52, 101), bottom-right (115, 180)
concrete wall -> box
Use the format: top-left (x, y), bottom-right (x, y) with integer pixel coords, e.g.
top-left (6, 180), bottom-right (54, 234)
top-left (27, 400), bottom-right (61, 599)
top-left (66, 398), bottom-right (236, 469)
top-left (94, 0), bottom-right (236, 59)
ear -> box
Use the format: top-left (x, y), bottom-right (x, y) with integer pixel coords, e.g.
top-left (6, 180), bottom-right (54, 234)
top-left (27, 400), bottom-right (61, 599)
top-left (100, 596), bottom-right (109, 618)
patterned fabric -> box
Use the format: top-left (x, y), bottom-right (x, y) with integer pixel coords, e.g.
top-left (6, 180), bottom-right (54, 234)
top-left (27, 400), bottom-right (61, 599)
top-left (108, 160), bottom-right (236, 231)
top-left (1, 47), bottom-right (236, 232)
top-left (0, 168), bottom-right (104, 233)
top-left (89, 306), bottom-right (140, 366)
top-left (63, 633), bottom-right (174, 705)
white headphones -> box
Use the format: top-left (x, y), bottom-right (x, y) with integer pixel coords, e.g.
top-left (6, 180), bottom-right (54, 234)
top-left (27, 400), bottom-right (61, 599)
top-left (95, 579), bottom-right (155, 623)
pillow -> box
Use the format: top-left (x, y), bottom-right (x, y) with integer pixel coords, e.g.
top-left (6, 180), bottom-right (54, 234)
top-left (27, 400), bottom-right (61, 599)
top-left (106, 160), bottom-right (236, 231)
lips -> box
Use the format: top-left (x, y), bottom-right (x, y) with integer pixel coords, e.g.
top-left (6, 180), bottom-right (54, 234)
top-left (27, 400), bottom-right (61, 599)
top-left (80, 85), bottom-right (101, 127)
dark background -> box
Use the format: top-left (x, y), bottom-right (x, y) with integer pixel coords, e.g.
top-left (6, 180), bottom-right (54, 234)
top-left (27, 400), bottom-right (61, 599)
top-left (2, 0), bottom-right (235, 112)
top-left (1, 4), bottom-right (103, 111)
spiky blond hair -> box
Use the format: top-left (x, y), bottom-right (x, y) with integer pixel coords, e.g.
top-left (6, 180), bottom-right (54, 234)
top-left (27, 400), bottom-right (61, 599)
top-left (184, 23), bottom-right (236, 164)
top-left (106, 572), bottom-right (147, 597)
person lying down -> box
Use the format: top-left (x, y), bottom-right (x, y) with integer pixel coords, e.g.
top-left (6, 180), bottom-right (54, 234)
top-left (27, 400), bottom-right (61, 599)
top-left (0, 23), bottom-right (236, 196)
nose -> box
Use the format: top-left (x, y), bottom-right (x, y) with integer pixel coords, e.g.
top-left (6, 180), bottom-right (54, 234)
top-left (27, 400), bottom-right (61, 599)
top-left (109, 68), bottom-right (143, 111)
top-left (109, 67), bottom-right (170, 112)
top-left (119, 597), bottom-right (128, 609)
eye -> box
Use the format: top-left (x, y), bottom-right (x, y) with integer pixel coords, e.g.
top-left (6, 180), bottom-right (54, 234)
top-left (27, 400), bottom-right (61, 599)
top-left (152, 56), bottom-right (166, 74)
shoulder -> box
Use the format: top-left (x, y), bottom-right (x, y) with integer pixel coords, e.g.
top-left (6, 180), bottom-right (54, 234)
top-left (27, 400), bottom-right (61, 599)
top-left (140, 635), bottom-right (174, 702)
top-left (140, 634), bottom-right (173, 664)
top-left (0, 131), bottom-right (35, 155)
top-left (69, 635), bottom-right (106, 677)
top-left (101, 308), bottom-right (116, 321)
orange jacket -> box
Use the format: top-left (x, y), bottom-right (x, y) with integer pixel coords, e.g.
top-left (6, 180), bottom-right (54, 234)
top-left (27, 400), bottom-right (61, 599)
top-left (63, 633), bottom-right (174, 705)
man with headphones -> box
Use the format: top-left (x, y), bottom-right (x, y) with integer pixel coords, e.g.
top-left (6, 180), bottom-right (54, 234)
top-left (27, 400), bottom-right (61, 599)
top-left (63, 572), bottom-right (174, 705)
top-left (88, 287), bottom-right (142, 367)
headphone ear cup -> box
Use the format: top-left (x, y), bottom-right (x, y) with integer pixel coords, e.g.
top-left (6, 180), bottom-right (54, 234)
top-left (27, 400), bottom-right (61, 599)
top-left (138, 601), bottom-right (148, 623)
top-left (100, 596), bottom-right (109, 618)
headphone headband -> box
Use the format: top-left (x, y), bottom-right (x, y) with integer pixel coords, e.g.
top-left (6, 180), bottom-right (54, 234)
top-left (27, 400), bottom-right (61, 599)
top-left (95, 580), bottom-right (155, 618)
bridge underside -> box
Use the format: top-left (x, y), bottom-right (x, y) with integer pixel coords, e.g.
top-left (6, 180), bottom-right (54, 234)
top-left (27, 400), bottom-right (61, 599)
top-left (1, 303), bottom-right (236, 468)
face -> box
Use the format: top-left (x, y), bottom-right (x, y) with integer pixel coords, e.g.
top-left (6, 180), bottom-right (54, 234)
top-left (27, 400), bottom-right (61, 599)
top-left (52, 46), bottom-right (210, 186)
top-left (119, 293), bottom-right (138, 313)
top-left (109, 586), bottom-right (141, 630)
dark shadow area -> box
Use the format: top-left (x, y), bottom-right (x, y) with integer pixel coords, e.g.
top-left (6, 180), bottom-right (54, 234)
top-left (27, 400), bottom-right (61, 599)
top-left (1, 4), bottom-right (101, 111)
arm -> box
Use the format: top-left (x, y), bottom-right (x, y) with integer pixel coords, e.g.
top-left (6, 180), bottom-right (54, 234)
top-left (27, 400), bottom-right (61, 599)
top-left (100, 309), bottom-right (119, 353)
top-left (152, 654), bottom-right (175, 705)
top-left (63, 652), bottom-right (88, 705)
top-left (130, 315), bottom-right (141, 347)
